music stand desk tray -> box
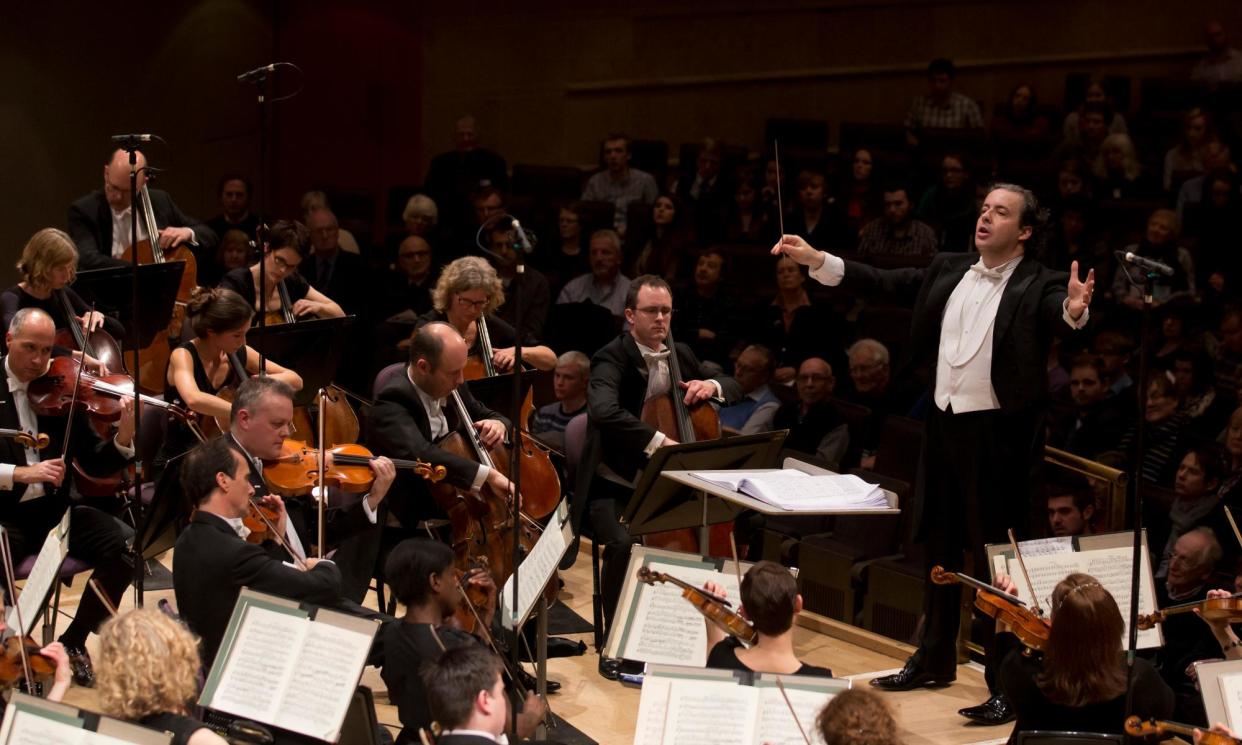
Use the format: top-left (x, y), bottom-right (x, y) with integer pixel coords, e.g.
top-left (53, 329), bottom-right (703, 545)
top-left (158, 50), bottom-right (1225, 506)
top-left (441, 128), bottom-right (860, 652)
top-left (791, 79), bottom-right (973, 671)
top-left (660, 458), bottom-right (900, 517)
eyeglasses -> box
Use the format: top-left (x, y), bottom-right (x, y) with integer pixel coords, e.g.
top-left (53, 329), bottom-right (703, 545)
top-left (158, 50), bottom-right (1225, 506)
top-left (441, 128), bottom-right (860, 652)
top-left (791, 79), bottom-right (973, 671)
top-left (455, 296), bottom-right (488, 310)
top-left (797, 374), bottom-right (832, 383)
top-left (636, 306), bottom-right (673, 317)
top-left (849, 361), bottom-right (885, 374)
top-left (271, 255), bottom-right (298, 271)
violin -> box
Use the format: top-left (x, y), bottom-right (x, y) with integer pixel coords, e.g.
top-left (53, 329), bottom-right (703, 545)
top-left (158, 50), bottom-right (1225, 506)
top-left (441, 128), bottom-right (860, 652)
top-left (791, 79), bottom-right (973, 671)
top-left (262, 440), bottom-right (447, 498)
top-left (241, 500), bottom-right (283, 545)
top-left (0, 430), bottom-right (49, 451)
top-left (0, 635), bottom-right (56, 688)
top-left (930, 566), bottom-right (1051, 652)
top-left (1125, 715), bottom-right (1242, 744)
top-left (26, 356), bottom-right (197, 428)
top-left (452, 559), bottom-right (496, 635)
top-left (1138, 592), bottom-right (1242, 630)
top-left (637, 566), bottom-right (758, 645)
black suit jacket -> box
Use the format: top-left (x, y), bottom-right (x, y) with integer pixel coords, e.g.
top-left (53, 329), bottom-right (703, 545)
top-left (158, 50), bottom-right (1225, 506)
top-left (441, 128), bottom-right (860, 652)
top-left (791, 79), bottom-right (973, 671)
top-left (840, 252), bottom-right (1076, 411)
top-left (573, 334), bottom-right (742, 528)
top-left (366, 373), bottom-right (508, 529)
top-left (0, 363), bottom-right (131, 529)
top-left (300, 249), bottom-right (369, 316)
top-left (67, 188), bottom-right (216, 271)
top-left (172, 510), bottom-right (342, 666)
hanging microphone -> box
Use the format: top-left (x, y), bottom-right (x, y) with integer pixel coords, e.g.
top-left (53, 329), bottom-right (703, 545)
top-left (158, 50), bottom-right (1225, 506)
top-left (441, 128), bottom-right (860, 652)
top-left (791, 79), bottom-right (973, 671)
top-left (1118, 251), bottom-right (1174, 277)
top-left (510, 218), bottom-right (535, 254)
top-left (110, 133), bottom-right (154, 144)
top-left (237, 63), bottom-right (278, 83)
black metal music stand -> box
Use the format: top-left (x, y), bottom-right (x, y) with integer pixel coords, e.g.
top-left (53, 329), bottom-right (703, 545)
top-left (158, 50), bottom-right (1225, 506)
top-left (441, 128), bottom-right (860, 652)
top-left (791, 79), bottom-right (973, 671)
top-left (245, 316), bottom-right (356, 407)
top-left (71, 263), bottom-right (185, 348)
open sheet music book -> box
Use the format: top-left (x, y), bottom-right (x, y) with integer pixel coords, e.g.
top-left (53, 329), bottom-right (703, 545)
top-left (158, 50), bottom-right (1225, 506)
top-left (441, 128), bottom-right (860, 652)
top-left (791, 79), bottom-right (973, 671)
top-left (690, 470), bottom-right (888, 511)
top-left (634, 664), bottom-right (848, 745)
top-left (1195, 659), bottom-right (1242, 732)
top-left (200, 589), bottom-right (378, 742)
top-left (5, 510), bottom-right (70, 637)
top-left (987, 530), bottom-right (1162, 649)
top-left (0, 692), bottom-right (171, 744)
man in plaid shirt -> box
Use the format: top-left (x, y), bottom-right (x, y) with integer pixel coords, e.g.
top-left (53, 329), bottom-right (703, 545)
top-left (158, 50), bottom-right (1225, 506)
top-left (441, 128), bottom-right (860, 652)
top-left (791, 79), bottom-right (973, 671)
top-left (904, 58), bottom-right (983, 146)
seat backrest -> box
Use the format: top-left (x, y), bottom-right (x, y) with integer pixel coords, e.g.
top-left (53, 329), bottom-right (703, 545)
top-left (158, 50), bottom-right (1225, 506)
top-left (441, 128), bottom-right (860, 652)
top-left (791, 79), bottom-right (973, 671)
top-left (372, 362), bottom-right (406, 400)
top-left (563, 413), bottom-right (589, 484)
top-left (139, 396), bottom-right (170, 463)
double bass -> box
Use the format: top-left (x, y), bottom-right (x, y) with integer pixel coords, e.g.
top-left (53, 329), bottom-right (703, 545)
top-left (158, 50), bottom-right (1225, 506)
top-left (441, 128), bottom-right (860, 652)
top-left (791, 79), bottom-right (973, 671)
top-left (121, 184), bottom-right (198, 395)
top-left (640, 329), bottom-right (736, 556)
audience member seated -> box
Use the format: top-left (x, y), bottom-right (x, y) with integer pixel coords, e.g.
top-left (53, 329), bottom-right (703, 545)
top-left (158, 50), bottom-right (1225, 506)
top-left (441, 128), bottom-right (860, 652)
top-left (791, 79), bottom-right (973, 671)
top-left (379, 235), bottom-right (436, 323)
top-left (487, 226), bottom-right (551, 341)
top-left (1093, 329), bottom-right (1136, 401)
top-left (855, 183), bottom-right (937, 259)
top-left (96, 609), bottom-right (226, 744)
top-left (581, 133), bottom-right (658, 236)
top-left (772, 357), bottom-right (849, 469)
top-left (1001, 573), bottom-right (1173, 742)
top-left (1051, 354), bottom-right (1128, 459)
top-left (915, 152), bottom-right (977, 252)
top-left (835, 148), bottom-right (882, 242)
top-left (990, 83), bottom-right (1051, 139)
top-left (1059, 101), bottom-right (1113, 166)
top-left (401, 193), bottom-right (441, 250)
top-left (1093, 133), bottom-right (1156, 200)
top-left (299, 190), bottom-right (359, 254)
top-left (1156, 447), bottom-right (1225, 580)
top-left (1110, 209), bottom-right (1194, 311)
top-left (1192, 20), bottom-right (1242, 86)
top-left (757, 256), bottom-right (846, 384)
top-left (1214, 309), bottom-right (1242, 401)
top-left (423, 114), bottom-right (509, 234)
top-left (1164, 109), bottom-right (1214, 194)
top-left (628, 192), bottom-right (696, 284)
top-left (702, 562), bottom-right (833, 677)
top-left (1151, 302), bottom-right (1197, 367)
top-left (1062, 78), bottom-right (1128, 148)
top-left (208, 229), bottom-right (252, 288)
top-left (903, 57), bottom-right (983, 147)
top-left (534, 203), bottom-right (589, 298)
top-left (720, 344), bottom-right (781, 436)
top-left (841, 338), bottom-right (918, 468)
top-left (1040, 196), bottom-right (1110, 281)
top-left (1119, 373), bottom-right (1188, 486)
top-left (206, 174), bottom-right (261, 246)
top-left (1172, 349), bottom-right (1233, 439)
top-left (1046, 478), bottom-right (1096, 537)
top-left (1177, 141), bottom-right (1234, 221)
top-left (528, 351), bottom-right (589, 452)
top-left (423, 643), bottom-right (546, 745)
top-left (1154, 527), bottom-right (1224, 724)
top-left (1192, 170), bottom-right (1241, 285)
top-left (673, 137), bottom-right (730, 244)
top-left (302, 208), bottom-right (369, 316)
top-left (672, 248), bottom-right (737, 370)
top-left (723, 169), bottom-right (770, 244)
top-left (1054, 155), bottom-right (1094, 205)
top-left (816, 688), bottom-right (901, 745)
top-left (556, 229), bottom-right (632, 321)
top-left (786, 169), bottom-right (843, 249)
top-left (455, 185), bottom-right (506, 262)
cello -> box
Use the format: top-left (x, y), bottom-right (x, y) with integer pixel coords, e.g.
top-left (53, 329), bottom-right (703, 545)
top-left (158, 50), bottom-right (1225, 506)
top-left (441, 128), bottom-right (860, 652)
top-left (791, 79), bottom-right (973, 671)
top-left (121, 184), bottom-right (199, 395)
top-left (54, 292), bottom-right (125, 376)
top-left (640, 329), bottom-right (735, 556)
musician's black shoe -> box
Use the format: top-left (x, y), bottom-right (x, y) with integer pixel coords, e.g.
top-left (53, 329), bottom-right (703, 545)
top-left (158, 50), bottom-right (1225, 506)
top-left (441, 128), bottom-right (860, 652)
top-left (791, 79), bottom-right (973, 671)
top-left (64, 645), bottom-right (95, 688)
top-left (515, 667), bottom-right (561, 694)
top-left (868, 658), bottom-right (954, 691)
top-left (958, 694), bottom-right (1015, 725)
top-left (598, 656), bottom-right (623, 681)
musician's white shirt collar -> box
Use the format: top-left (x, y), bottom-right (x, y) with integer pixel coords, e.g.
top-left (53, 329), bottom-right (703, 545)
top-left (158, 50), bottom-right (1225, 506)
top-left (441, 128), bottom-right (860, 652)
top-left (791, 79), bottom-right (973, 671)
top-left (407, 368), bottom-right (490, 493)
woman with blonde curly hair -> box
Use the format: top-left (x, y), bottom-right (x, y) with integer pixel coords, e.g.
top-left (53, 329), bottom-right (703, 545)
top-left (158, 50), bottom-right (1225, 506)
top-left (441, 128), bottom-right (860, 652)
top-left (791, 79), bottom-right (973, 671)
top-left (96, 608), bottom-right (226, 744)
top-left (1, 228), bottom-right (124, 371)
top-left (418, 256), bottom-right (556, 373)
top-left (816, 688), bottom-right (901, 745)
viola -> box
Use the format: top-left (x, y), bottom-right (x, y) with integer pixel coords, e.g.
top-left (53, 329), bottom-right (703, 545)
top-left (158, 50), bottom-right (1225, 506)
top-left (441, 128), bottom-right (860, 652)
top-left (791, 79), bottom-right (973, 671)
top-left (452, 560), bottom-right (496, 635)
top-left (262, 440), bottom-right (446, 498)
top-left (930, 566), bottom-right (1051, 652)
top-left (1125, 715), bottom-right (1242, 744)
top-left (1138, 592), bottom-right (1242, 630)
top-left (0, 635), bottom-right (56, 688)
top-left (26, 356), bottom-right (200, 437)
top-left (0, 429), bottom-right (49, 451)
top-left (637, 567), bottom-right (758, 645)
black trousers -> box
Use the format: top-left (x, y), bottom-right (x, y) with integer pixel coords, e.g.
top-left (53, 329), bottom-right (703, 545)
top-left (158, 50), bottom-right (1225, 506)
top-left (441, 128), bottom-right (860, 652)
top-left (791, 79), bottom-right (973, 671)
top-left (586, 478), bottom-right (637, 628)
top-left (3, 503), bottom-right (133, 648)
top-left (915, 402), bottom-right (1043, 679)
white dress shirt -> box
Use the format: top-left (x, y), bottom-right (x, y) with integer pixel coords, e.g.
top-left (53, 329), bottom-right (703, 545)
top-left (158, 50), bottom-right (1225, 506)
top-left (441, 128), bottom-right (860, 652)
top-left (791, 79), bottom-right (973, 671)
top-left (635, 341), bottom-right (723, 454)
top-left (408, 370), bottom-right (490, 492)
top-left (109, 206), bottom-right (148, 259)
top-left (808, 251), bottom-right (1089, 414)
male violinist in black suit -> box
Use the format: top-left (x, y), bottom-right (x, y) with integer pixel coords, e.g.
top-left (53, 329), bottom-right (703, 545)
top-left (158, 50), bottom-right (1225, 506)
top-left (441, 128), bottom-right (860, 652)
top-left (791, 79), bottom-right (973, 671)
top-left (224, 375), bottom-right (395, 601)
top-left (67, 148), bottom-right (216, 271)
top-left (571, 274), bottom-right (741, 671)
top-left (0, 308), bottom-right (137, 686)
top-left (367, 321), bottom-right (515, 534)
top-left (775, 183), bottom-right (1095, 726)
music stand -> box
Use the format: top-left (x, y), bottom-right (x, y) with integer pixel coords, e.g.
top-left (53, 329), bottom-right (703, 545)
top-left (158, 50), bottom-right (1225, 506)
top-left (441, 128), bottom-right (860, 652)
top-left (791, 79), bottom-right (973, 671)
top-left (247, 316), bottom-right (355, 406)
top-left (72, 263), bottom-right (185, 348)
top-left (466, 369), bottom-right (551, 424)
top-left (135, 453), bottom-right (190, 563)
top-left (622, 431), bottom-right (787, 545)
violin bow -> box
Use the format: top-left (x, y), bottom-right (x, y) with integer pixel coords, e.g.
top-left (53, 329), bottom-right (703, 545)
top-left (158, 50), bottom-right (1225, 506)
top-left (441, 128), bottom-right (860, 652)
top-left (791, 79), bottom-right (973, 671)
top-left (1008, 528), bottom-right (1044, 618)
top-left (0, 529), bottom-right (34, 688)
top-left (248, 496), bottom-right (308, 571)
top-left (774, 676), bottom-right (812, 745)
top-left (1225, 506), bottom-right (1242, 551)
top-left (773, 140), bottom-right (785, 237)
top-left (59, 318), bottom-right (93, 460)
top-left (316, 387), bottom-right (328, 559)
top-left (89, 577), bottom-right (120, 618)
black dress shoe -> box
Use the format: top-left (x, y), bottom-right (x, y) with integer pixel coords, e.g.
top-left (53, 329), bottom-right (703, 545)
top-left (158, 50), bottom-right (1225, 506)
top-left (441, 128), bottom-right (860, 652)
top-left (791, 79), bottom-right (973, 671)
top-left (868, 659), bottom-right (954, 691)
top-left (598, 656), bottom-right (623, 680)
top-left (958, 694), bottom-right (1015, 725)
top-left (64, 645), bottom-right (95, 688)
top-left (514, 667), bottom-right (561, 694)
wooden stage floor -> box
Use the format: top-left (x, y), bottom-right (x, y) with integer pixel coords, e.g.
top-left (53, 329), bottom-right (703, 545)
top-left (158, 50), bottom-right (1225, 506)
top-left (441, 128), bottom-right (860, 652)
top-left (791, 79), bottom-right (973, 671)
top-left (47, 541), bottom-right (1015, 745)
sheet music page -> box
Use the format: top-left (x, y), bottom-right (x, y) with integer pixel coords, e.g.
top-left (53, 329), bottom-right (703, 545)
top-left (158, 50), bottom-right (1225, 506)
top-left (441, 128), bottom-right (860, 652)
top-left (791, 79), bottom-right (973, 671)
top-left (692, 471), bottom-right (777, 492)
top-left (208, 605), bottom-right (308, 722)
top-left (739, 472), bottom-right (885, 510)
top-left (622, 562), bottom-right (743, 666)
top-left (1017, 537), bottom-right (1074, 556)
top-left (501, 502), bottom-right (571, 629)
top-left (6, 518), bottom-right (68, 637)
top-left (274, 620), bottom-right (373, 740)
top-left (633, 676), bottom-right (673, 745)
top-left (664, 679), bottom-right (758, 745)
top-left (754, 686), bottom-right (831, 745)
top-left (1218, 672), bottom-right (1242, 730)
top-left (6, 709), bottom-right (131, 745)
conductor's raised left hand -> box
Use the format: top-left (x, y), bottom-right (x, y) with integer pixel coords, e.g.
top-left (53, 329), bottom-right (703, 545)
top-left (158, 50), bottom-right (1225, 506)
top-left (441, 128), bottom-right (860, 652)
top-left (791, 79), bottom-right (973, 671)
top-left (1066, 260), bottom-right (1095, 320)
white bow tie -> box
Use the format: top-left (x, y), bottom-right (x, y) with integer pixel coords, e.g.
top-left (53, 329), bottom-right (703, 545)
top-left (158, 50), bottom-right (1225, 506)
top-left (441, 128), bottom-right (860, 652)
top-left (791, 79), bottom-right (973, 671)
top-left (642, 350), bottom-right (670, 365)
top-left (970, 264), bottom-right (1004, 281)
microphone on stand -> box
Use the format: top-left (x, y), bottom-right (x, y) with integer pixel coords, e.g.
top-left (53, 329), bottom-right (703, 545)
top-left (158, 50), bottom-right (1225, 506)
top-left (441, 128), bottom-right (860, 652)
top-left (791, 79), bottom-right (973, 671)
top-left (111, 133), bottom-right (155, 144)
top-left (510, 218), bottom-right (536, 254)
top-left (237, 63), bottom-right (278, 83)
top-left (1117, 251), bottom-right (1174, 277)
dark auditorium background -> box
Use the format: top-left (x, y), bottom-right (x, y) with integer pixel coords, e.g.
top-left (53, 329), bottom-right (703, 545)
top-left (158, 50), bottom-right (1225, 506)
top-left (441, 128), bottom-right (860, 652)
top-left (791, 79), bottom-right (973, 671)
top-left (0, 0), bottom-right (1232, 284)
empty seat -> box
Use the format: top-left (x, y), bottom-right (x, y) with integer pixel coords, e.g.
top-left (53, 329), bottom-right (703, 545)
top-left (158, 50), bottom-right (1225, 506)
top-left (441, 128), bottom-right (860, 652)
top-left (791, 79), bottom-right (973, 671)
top-left (511, 164), bottom-right (585, 201)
